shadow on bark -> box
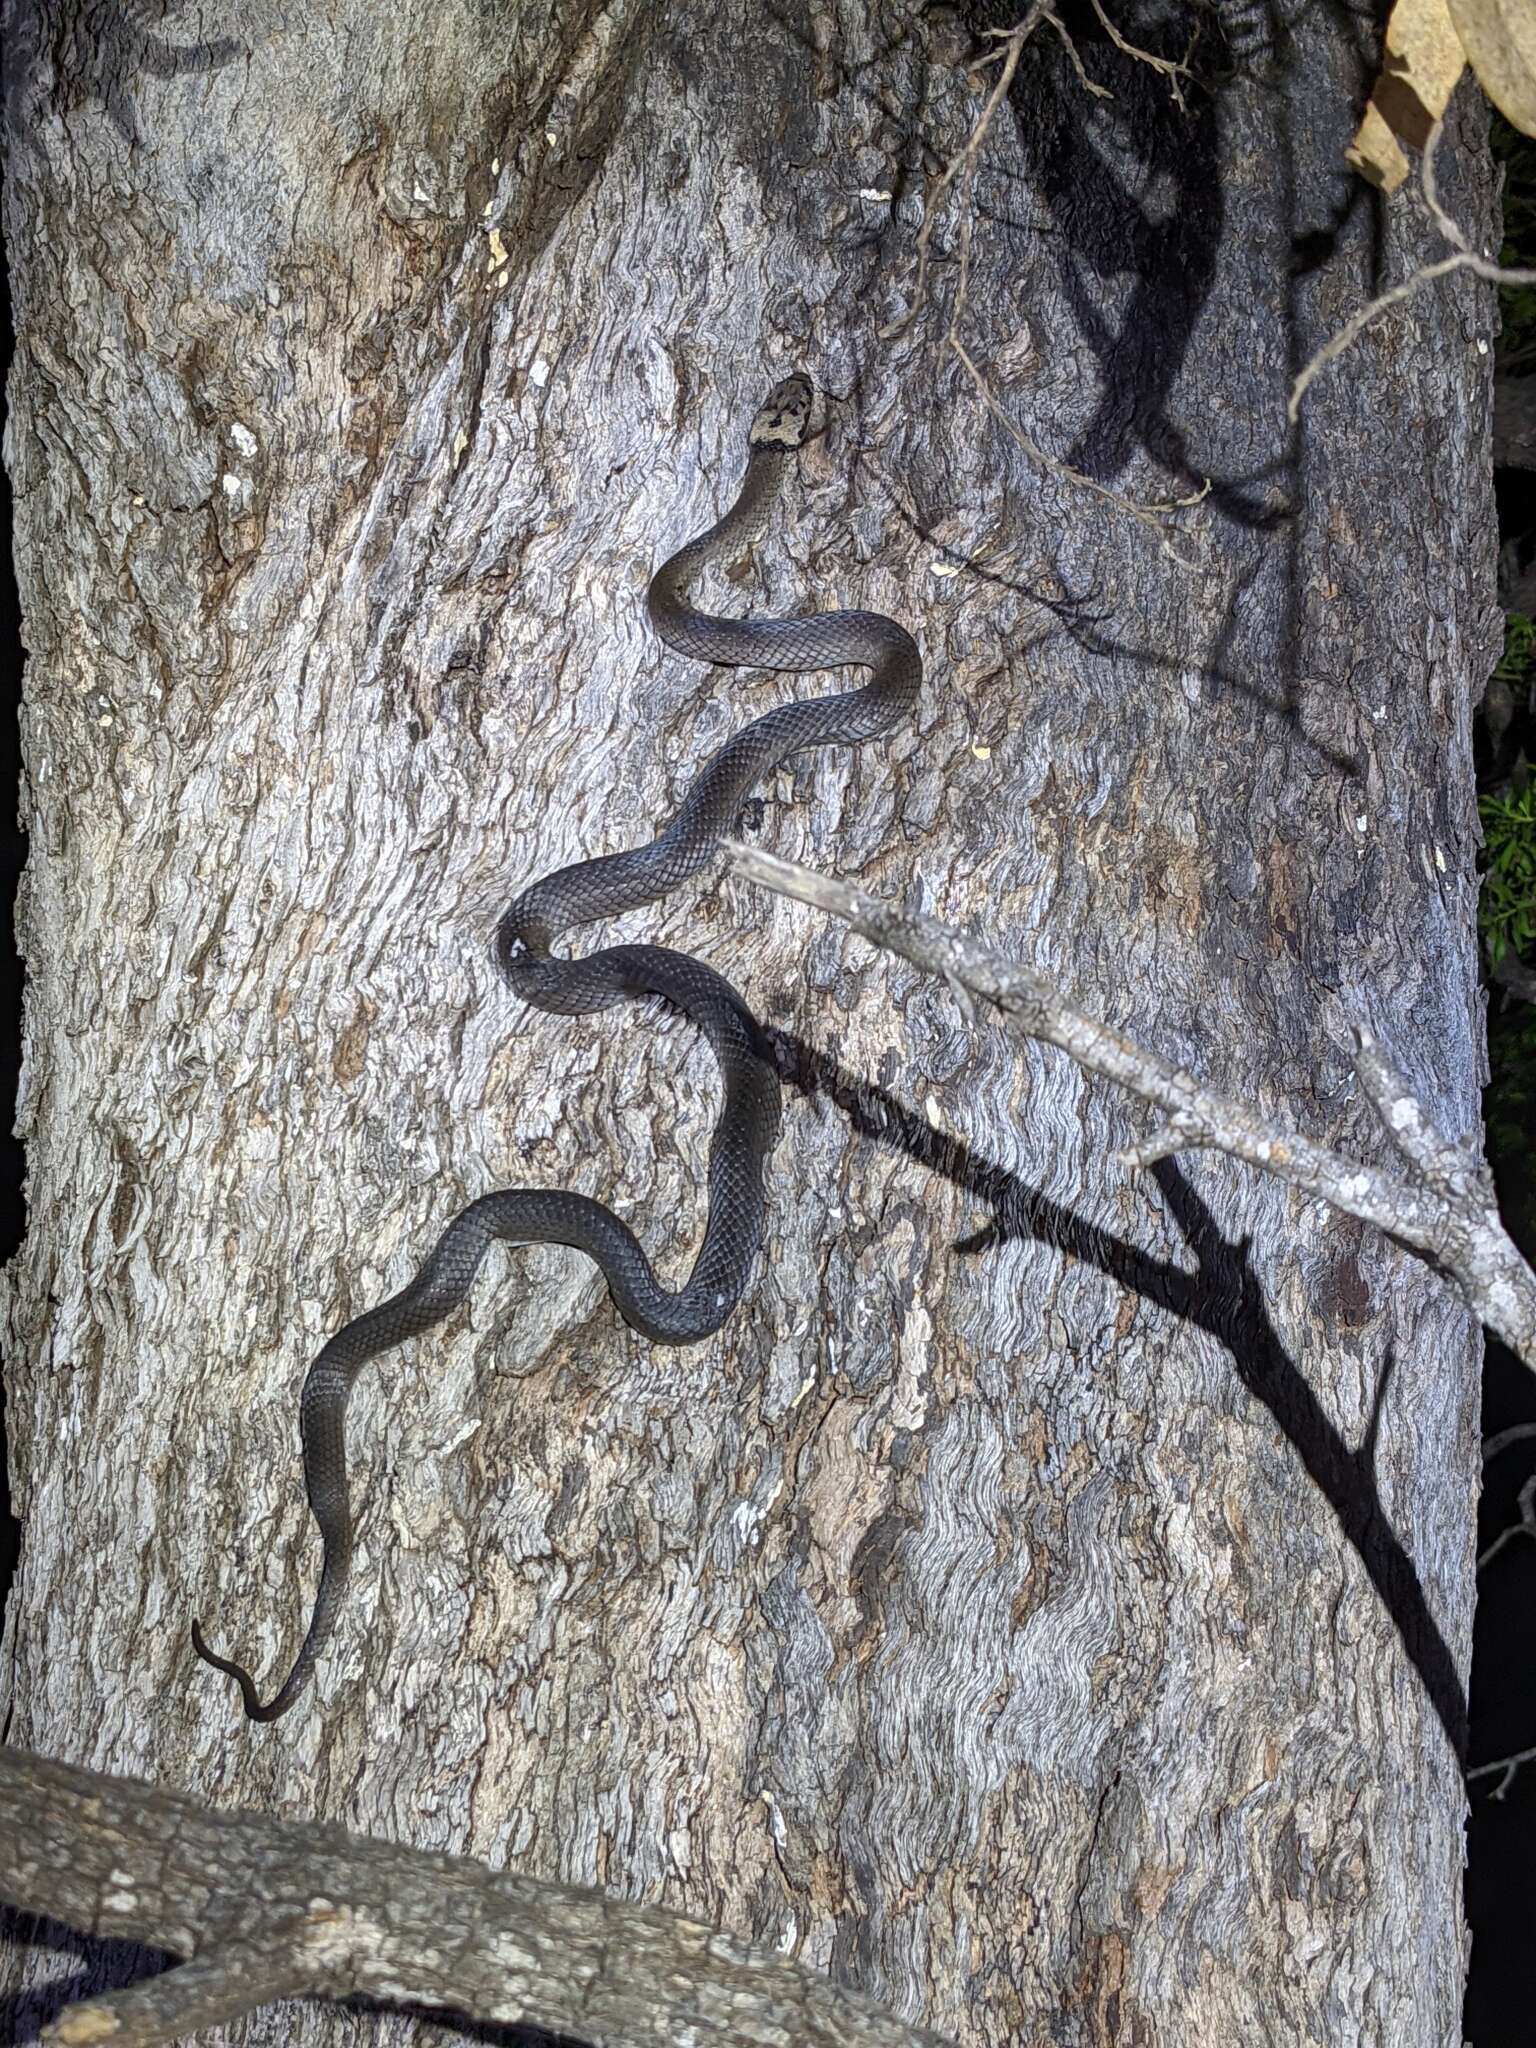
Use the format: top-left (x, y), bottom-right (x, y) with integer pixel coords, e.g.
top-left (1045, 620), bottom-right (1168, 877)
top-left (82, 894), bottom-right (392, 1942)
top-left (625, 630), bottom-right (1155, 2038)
top-left (0, 1904), bottom-right (587, 2048)
top-left (0, 1908), bottom-right (173, 2048)
top-left (993, 4), bottom-right (1234, 496)
top-left (23, 0), bottom-right (247, 149)
top-left (344, 1998), bottom-right (587, 2048)
top-left (774, 1030), bottom-right (1470, 1759)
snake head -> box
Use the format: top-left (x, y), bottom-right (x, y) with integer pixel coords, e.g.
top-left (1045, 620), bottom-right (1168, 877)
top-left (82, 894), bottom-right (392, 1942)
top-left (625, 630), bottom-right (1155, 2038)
top-left (749, 374), bottom-right (813, 451)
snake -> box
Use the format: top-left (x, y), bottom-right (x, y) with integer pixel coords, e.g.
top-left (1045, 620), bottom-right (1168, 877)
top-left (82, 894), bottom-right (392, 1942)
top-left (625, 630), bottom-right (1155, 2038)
top-left (190, 373), bottom-right (922, 1720)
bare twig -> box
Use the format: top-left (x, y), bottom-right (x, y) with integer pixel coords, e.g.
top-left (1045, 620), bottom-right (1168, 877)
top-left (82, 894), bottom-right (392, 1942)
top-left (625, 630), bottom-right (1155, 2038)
top-left (883, 6), bottom-right (1208, 558)
top-left (949, 333), bottom-right (1210, 564)
top-left (1083, 0), bottom-right (1190, 109)
top-left (1485, 1422), bottom-right (1536, 1463)
top-left (1461, 1411), bottom-right (1536, 1796)
top-left (881, 7), bottom-right (1045, 347)
top-left (728, 843), bottom-right (1536, 1372)
top-left (0, 1747), bottom-right (955, 2048)
top-left (1477, 1469), bottom-right (1536, 1571)
top-left (1476, 1425), bottom-right (1536, 1624)
top-left (1468, 1428), bottom-right (1536, 1795)
top-left (1036, 3), bottom-right (1111, 103)
top-left (1290, 115), bottom-right (1536, 421)
top-left (1466, 1742), bottom-right (1536, 1801)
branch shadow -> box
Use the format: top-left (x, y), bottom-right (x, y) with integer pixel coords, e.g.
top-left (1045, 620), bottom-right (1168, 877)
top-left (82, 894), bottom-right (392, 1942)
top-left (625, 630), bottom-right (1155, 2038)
top-left (0, 1905), bottom-right (585, 2048)
top-left (963, 0), bottom-right (1284, 525)
top-left (845, 453), bottom-right (1365, 780)
top-left (757, 0), bottom-right (1389, 790)
top-left (0, 1907), bottom-right (173, 2048)
top-left (772, 1028), bottom-right (1469, 1759)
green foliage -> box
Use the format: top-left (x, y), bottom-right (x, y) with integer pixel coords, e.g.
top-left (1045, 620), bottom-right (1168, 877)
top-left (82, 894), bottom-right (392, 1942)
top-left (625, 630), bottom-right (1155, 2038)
top-left (1480, 778), bottom-right (1536, 967)
top-left (1494, 609), bottom-right (1536, 696)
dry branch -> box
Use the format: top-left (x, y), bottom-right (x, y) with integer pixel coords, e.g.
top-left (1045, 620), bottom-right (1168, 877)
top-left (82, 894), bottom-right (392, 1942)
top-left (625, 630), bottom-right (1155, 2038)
top-left (1290, 112), bottom-right (1536, 419)
top-left (1082, 0), bottom-right (1190, 107)
top-left (1467, 1740), bottom-right (1536, 1800)
top-left (0, 1748), bottom-right (955, 2048)
top-left (887, 5), bottom-right (1206, 559)
top-left (1466, 1426), bottom-right (1536, 1795)
top-left (728, 843), bottom-right (1536, 1372)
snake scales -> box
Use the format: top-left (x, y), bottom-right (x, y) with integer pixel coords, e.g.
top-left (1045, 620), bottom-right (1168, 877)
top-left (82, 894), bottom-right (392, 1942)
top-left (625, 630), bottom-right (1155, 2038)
top-left (191, 374), bottom-right (922, 1720)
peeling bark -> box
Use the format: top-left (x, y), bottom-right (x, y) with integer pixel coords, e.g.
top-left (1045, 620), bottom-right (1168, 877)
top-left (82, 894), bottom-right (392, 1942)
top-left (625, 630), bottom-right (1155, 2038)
top-left (0, 3), bottom-right (1497, 2045)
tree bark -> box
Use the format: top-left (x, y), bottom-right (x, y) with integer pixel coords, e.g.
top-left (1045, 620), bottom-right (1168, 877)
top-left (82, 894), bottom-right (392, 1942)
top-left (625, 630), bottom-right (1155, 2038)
top-left (0, 4), bottom-right (1497, 2046)
top-left (0, 1747), bottom-right (953, 2047)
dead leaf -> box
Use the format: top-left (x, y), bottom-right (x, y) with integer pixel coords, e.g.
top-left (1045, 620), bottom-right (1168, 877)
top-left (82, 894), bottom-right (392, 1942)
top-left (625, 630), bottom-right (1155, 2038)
top-left (1448, 0), bottom-right (1536, 133)
top-left (1348, 0), bottom-right (1466, 192)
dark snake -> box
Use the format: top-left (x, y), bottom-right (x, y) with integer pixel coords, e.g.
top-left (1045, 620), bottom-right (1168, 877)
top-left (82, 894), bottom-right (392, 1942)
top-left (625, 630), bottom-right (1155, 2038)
top-left (191, 374), bottom-right (922, 1720)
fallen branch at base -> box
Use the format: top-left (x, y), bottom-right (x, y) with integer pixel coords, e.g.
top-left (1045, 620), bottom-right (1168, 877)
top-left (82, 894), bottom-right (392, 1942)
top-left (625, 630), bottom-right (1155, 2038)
top-left (0, 1747), bottom-right (956, 2048)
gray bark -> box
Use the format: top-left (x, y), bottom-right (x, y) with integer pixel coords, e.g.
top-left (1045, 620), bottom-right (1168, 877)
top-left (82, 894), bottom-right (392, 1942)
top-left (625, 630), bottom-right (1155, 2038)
top-left (0, 1747), bottom-right (952, 2047)
top-left (0, 3), bottom-right (1497, 2046)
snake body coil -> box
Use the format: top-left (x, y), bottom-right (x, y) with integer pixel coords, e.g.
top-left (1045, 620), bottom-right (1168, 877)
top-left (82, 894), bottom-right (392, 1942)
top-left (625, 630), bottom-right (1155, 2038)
top-left (192, 374), bottom-right (921, 1719)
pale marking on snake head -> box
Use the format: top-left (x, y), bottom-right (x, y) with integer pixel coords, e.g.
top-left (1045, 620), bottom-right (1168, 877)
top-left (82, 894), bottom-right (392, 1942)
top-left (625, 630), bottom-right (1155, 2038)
top-left (749, 374), bottom-right (813, 451)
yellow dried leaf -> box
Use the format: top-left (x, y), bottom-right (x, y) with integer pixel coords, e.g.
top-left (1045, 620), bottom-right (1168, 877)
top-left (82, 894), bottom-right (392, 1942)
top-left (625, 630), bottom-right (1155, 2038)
top-left (1448, 0), bottom-right (1536, 133)
top-left (1347, 0), bottom-right (1466, 192)
top-left (1348, 104), bottom-right (1412, 192)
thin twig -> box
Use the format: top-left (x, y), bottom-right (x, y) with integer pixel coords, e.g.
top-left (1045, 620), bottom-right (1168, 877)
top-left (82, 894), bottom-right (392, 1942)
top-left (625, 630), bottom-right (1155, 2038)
top-left (879, 7), bottom-right (1044, 347)
top-left (1466, 1742), bottom-right (1536, 1800)
top-left (727, 842), bottom-right (1536, 1372)
top-left (950, 334), bottom-right (1209, 564)
top-left (1084, 0), bottom-right (1189, 110)
top-left (1477, 1470), bottom-right (1536, 1571)
top-left (1290, 115), bottom-right (1536, 420)
top-left (1037, 3), bottom-right (1111, 103)
top-left (881, 6), bottom-right (1208, 557)
top-left (1484, 1422), bottom-right (1536, 1463)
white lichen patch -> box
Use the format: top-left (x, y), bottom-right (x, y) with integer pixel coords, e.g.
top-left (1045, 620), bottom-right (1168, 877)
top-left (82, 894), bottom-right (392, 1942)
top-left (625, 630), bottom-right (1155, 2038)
top-left (484, 1928), bottom-right (540, 1974)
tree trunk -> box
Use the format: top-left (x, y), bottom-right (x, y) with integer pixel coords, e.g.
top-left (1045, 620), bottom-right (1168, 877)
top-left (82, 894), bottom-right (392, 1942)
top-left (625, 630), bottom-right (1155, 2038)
top-left (0, 3), bottom-right (1496, 2045)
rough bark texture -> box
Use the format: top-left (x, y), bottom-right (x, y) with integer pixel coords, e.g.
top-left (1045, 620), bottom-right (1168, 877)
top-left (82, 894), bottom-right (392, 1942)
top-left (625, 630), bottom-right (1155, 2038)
top-left (0, 1748), bottom-right (954, 2047)
top-left (0, 4), bottom-right (1497, 2047)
